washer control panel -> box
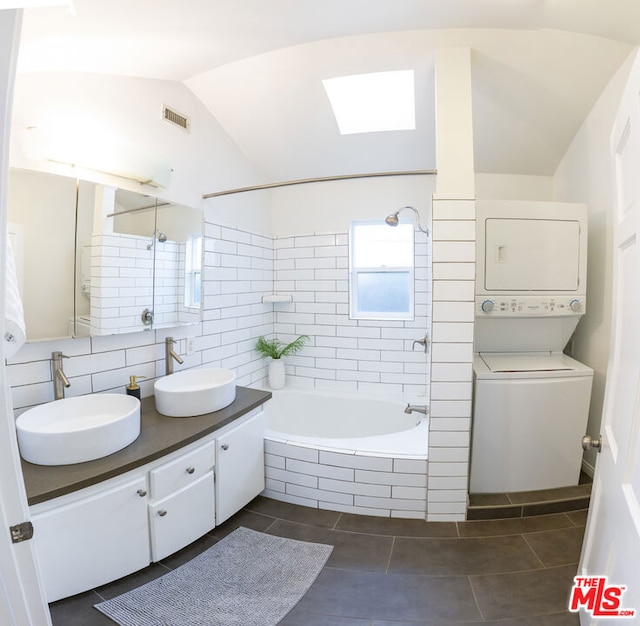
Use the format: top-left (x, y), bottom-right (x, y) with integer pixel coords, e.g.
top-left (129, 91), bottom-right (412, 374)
top-left (476, 296), bottom-right (586, 316)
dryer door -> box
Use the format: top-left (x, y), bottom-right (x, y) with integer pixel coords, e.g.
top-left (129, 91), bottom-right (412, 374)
top-left (483, 218), bottom-right (581, 291)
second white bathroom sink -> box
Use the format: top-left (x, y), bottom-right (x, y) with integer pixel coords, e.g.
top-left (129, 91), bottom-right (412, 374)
top-left (154, 368), bottom-right (237, 417)
top-left (16, 394), bottom-right (141, 466)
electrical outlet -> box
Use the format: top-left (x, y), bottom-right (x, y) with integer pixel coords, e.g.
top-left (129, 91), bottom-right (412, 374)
top-left (186, 336), bottom-right (196, 355)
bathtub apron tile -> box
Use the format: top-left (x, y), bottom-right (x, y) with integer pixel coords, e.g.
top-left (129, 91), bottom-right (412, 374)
top-left (286, 458), bottom-right (355, 481)
top-left (265, 440), bottom-right (319, 463)
top-left (355, 470), bottom-right (428, 488)
top-left (267, 466), bottom-right (319, 489)
top-left (319, 501), bottom-right (392, 518)
top-left (391, 510), bottom-right (427, 520)
top-left (265, 478), bottom-right (286, 493)
top-left (264, 452), bottom-right (285, 469)
top-left (319, 450), bottom-right (393, 472)
top-left (319, 477), bottom-right (392, 498)
top-left (287, 483), bottom-right (354, 506)
top-left (392, 485), bottom-right (429, 500)
top-left (393, 459), bottom-right (428, 474)
top-left (354, 495), bottom-right (426, 512)
top-left (261, 489), bottom-right (319, 509)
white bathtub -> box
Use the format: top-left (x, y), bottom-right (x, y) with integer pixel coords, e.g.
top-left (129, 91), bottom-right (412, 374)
top-left (263, 388), bottom-right (429, 519)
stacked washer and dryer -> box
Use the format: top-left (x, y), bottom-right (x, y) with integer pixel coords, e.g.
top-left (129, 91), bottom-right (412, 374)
top-left (470, 200), bottom-right (593, 494)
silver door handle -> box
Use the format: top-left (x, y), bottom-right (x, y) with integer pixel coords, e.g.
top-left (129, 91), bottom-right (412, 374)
top-left (221, 443), bottom-right (229, 451)
top-left (582, 435), bottom-right (602, 452)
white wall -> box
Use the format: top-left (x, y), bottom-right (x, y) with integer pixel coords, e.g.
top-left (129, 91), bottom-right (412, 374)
top-left (10, 71), bottom-right (271, 234)
top-left (475, 173), bottom-right (554, 201)
top-left (270, 175), bottom-right (434, 237)
top-left (553, 50), bottom-right (636, 474)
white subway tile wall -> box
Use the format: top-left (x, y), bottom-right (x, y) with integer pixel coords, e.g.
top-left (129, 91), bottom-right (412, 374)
top-left (428, 198), bottom-right (475, 521)
top-left (8, 221), bottom-right (274, 413)
top-left (272, 231), bottom-right (431, 395)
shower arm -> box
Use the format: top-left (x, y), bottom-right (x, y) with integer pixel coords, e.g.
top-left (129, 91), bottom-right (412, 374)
top-left (386, 206), bottom-right (429, 235)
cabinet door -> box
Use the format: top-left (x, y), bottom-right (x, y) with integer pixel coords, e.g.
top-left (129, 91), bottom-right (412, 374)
top-left (216, 409), bottom-right (266, 524)
top-left (31, 476), bottom-right (150, 602)
top-left (149, 471), bottom-right (215, 562)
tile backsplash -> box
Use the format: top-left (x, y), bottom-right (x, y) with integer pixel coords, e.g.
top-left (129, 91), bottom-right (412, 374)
top-left (7, 220), bottom-right (275, 414)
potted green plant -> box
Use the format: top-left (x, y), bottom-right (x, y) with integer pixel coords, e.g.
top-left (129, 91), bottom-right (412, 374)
top-left (255, 335), bottom-right (309, 389)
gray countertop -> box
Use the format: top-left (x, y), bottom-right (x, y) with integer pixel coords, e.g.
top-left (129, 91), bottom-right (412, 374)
top-left (21, 386), bottom-right (272, 506)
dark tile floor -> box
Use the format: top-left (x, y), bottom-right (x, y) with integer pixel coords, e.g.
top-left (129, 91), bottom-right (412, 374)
top-left (49, 496), bottom-right (584, 625)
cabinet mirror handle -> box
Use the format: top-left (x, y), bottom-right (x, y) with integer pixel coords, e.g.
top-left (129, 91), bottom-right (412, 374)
top-left (221, 443), bottom-right (229, 451)
top-left (136, 489), bottom-right (147, 497)
top-left (186, 467), bottom-right (195, 474)
top-left (158, 510), bottom-right (167, 517)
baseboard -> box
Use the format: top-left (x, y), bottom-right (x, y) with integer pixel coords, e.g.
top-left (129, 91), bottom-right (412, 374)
top-left (582, 459), bottom-right (595, 479)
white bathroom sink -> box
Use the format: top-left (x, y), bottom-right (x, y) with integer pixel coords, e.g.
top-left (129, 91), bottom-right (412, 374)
top-left (16, 394), bottom-right (141, 466)
top-left (154, 368), bottom-right (237, 417)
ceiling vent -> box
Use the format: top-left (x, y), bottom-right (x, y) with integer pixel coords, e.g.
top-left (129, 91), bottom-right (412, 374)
top-left (162, 104), bottom-right (190, 132)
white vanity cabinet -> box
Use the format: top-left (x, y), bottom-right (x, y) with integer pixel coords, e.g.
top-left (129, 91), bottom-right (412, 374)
top-left (29, 405), bottom-right (267, 602)
top-left (30, 475), bottom-right (150, 603)
top-left (215, 408), bottom-right (266, 524)
top-left (148, 440), bottom-right (216, 561)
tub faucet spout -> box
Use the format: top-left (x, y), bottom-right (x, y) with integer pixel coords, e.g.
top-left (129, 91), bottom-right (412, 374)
top-left (404, 403), bottom-right (428, 416)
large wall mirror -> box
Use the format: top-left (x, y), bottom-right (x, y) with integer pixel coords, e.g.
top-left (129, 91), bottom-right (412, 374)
top-left (7, 169), bottom-right (204, 342)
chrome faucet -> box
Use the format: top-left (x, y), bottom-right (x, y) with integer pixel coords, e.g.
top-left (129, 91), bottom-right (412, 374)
top-left (404, 403), bottom-right (429, 416)
top-left (52, 351), bottom-right (71, 400)
top-left (412, 333), bottom-right (429, 354)
top-left (165, 337), bottom-right (184, 375)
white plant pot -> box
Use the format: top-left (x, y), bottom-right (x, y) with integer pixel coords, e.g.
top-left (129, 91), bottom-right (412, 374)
top-left (268, 359), bottom-right (286, 389)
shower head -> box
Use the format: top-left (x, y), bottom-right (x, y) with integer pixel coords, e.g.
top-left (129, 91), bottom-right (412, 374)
top-left (385, 213), bottom-right (400, 227)
top-left (384, 206), bottom-right (428, 235)
top-left (146, 230), bottom-right (168, 249)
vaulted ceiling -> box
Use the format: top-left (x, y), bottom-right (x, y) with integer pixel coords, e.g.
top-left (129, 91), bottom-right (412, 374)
top-left (16, 0), bottom-right (640, 181)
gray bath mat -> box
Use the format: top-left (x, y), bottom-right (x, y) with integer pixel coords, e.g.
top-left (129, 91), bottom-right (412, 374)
top-left (94, 526), bottom-right (332, 626)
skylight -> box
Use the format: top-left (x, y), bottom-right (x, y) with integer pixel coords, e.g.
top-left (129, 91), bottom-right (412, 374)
top-left (323, 70), bottom-right (416, 135)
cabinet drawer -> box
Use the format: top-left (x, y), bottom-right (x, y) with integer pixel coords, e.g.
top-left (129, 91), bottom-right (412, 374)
top-left (149, 471), bottom-right (215, 562)
top-left (150, 440), bottom-right (215, 500)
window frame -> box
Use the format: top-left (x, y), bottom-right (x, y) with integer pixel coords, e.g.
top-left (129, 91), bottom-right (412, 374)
top-left (348, 219), bottom-right (415, 321)
top-left (183, 233), bottom-right (202, 309)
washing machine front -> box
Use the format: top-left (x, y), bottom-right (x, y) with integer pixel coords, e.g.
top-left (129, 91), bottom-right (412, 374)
top-left (470, 353), bottom-right (594, 494)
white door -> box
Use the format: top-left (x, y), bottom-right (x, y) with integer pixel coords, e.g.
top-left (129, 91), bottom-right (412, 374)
top-left (0, 8), bottom-right (52, 626)
top-left (576, 50), bottom-right (640, 623)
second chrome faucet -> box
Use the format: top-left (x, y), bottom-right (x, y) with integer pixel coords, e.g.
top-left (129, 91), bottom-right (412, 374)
top-left (165, 337), bottom-right (184, 375)
top-left (52, 351), bottom-right (71, 401)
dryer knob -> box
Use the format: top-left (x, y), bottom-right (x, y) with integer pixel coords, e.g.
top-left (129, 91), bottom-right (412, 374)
top-left (569, 299), bottom-right (582, 313)
top-left (481, 300), bottom-right (494, 313)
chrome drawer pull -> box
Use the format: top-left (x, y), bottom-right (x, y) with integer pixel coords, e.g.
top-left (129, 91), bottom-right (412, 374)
top-left (158, 510), bottom-right (167, 517)
top-left (136, 489), bottom-right (147, 497)
top-left (186, 466), bottom-right (195, 474)
top-left (221, 443), bottom-right (229, 451)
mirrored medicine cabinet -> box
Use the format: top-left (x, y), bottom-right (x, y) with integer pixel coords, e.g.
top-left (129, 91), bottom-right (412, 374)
top-left (7, 169), bottom-right (204, 342)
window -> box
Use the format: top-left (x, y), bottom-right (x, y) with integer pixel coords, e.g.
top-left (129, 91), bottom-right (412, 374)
top-left (184, 234), bottom-right (202, 308)
top-left (322, 70), bottom-right (416, 135)
top-left (349, 221), bottom-right (414, 320)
